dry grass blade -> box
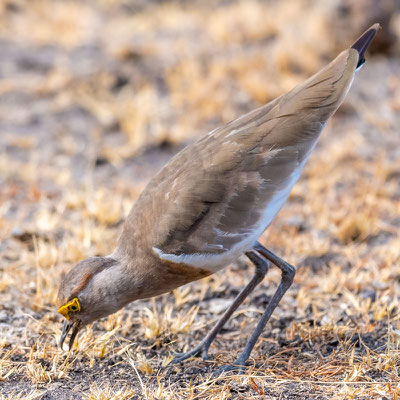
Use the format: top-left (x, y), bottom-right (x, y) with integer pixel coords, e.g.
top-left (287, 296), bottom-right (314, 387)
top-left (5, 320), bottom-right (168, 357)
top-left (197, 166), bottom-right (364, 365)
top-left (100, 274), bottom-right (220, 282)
top-left (82, 383), bottom-right (135, 400)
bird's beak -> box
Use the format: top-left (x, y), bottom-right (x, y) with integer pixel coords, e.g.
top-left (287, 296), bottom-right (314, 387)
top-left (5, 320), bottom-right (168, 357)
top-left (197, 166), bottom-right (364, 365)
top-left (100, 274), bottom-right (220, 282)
top-left (60, 319), bottom-right (81, 350)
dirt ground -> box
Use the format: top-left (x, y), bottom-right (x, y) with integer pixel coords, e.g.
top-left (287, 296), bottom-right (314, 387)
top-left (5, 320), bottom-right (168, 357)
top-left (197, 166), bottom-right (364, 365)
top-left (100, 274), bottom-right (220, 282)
top-left (1, 0), bottom-right (400, 399)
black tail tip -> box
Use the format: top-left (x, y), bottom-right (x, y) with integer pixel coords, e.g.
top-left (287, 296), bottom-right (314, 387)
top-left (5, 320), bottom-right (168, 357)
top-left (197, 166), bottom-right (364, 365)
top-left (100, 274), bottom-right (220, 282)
top-left (351, 23), bottom-right (381, 68)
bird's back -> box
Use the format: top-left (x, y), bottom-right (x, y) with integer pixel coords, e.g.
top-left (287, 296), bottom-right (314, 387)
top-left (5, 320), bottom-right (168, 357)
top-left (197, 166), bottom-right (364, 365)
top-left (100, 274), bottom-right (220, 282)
top-left (118, 48), bottom-right (359, 271)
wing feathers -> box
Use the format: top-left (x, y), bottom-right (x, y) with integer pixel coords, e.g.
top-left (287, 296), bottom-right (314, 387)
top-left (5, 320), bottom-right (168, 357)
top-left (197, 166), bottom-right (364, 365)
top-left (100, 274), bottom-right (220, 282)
top-left (117, 46), bottom-right (360, 263)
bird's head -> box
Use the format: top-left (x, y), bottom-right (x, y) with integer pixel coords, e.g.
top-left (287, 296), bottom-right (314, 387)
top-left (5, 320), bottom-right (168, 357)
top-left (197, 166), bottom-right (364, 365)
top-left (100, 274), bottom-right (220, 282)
top-left (56, 256), bottom-right (119, 350)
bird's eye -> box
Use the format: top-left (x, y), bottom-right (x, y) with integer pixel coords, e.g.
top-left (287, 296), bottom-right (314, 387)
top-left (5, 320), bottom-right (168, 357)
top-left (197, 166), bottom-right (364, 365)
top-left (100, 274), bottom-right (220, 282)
top-left (58, 298), bottom-right (80, 320)
top-left (67, 298), bottom-right (80, 313)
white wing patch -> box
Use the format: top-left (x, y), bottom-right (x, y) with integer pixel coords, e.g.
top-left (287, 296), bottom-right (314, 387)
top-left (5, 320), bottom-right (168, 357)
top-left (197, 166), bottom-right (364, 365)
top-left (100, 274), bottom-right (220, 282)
top-left (213, 227), bottom-right (248, 238)
top-left (152, 246), bottom-right (240, 272)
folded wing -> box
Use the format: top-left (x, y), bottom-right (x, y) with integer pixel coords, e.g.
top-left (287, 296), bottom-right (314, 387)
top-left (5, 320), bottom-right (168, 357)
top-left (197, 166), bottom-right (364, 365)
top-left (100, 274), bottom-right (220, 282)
top-left (119, 48), bottom-right (359, 267)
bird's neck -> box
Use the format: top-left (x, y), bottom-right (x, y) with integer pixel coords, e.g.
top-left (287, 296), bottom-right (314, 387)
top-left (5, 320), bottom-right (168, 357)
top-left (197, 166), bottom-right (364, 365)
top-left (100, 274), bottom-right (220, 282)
top-left (87, 257), bottom-right (143, 315)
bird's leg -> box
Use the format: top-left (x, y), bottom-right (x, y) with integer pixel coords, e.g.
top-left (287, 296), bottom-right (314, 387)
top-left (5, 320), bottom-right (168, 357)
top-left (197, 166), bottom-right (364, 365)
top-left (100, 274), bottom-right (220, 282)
top-left (169, 251), bottom-right (270, 364)
top-left (215, 241), bottom-right (296, 375)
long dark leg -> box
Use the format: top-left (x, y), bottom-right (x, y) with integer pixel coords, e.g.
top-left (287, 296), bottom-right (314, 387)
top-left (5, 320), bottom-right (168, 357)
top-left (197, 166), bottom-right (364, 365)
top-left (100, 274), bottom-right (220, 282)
top-left (216, 241), bottom-right (296, 375)
top-left (170, 251), bottom-right (270, 364)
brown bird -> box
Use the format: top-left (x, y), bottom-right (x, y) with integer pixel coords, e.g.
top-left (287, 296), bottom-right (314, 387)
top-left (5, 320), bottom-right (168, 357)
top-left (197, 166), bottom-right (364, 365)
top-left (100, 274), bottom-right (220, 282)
top-left (57, 24), bottom-right (380, 373)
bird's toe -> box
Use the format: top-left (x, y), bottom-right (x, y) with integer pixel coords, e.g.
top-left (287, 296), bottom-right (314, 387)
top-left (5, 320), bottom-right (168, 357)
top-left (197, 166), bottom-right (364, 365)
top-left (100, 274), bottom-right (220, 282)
top-left (212, 361), bottom-right (246, 377)
top-left (201, 350), bottom-right (210, 361)
top-left (169, 348), bottom-right (201, 364)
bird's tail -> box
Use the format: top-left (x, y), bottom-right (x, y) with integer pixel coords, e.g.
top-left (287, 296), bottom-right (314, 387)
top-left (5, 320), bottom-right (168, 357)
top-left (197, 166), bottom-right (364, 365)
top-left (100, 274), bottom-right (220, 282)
top-left (351, 23), bottom-right (381, 69)
top-left (264, 23), bottom-right (381, 145)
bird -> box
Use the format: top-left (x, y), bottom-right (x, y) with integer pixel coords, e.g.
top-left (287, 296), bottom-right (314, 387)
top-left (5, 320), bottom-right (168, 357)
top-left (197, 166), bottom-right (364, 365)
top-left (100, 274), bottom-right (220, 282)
top-left (57, 23), bottom-right (380, 373)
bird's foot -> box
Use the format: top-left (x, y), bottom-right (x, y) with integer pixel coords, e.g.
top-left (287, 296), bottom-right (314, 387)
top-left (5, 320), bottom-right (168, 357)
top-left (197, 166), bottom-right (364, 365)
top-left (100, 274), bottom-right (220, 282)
top-left (213, 358), bottom-right (247, 377)
top-left (169, 342), bottom-right (210, 364)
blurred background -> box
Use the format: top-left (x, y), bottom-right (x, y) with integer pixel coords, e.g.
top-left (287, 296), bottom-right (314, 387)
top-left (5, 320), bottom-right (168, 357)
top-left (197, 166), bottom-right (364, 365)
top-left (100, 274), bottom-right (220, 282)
top-left (0, 0), bottom-right (400, 398)
top-left (1, 0), bottom-right (399, 184)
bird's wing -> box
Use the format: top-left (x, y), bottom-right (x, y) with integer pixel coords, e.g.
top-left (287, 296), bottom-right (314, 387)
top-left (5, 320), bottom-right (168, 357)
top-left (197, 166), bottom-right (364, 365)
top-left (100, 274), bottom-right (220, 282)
top-left (119, 48), bottom-right (359, 260)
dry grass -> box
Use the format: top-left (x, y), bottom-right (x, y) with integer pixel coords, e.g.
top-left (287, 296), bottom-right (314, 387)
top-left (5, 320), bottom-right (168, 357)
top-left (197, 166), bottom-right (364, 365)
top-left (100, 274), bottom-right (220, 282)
top-left (1, 0), bottom-right (400, 399)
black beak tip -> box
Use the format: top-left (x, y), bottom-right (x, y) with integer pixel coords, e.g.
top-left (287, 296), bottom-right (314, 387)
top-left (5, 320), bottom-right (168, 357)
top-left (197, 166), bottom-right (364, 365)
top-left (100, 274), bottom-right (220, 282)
top-left (59, 320), bottom-right (71, 350)
top-left (351, 23), bottom-right (381, 68)
top-left (68, 323), bottom-right (80, 350)
top-left (59, 320), bottom-right (80, 350)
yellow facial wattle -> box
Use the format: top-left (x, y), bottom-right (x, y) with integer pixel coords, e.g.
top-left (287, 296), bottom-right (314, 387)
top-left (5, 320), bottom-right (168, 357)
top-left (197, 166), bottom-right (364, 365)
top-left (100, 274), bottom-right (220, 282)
top-left (58, 298), bottom-right (81, 320)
